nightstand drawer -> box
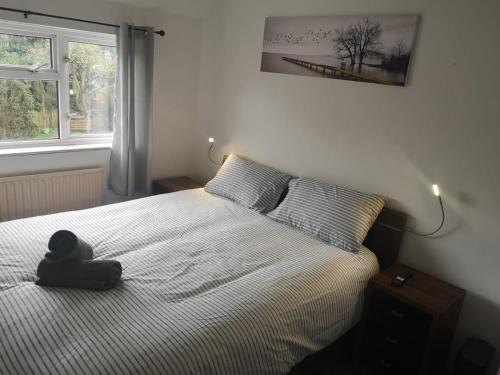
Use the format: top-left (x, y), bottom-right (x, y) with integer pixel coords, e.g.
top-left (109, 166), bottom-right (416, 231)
top-left (365, 330), bottom-right (425, 374)
top-left (358, 264), bottom-right (465, 375)
top-left (366, 324), bottom-right (426, 354)
top-left (363, 290), bottom-right (432, 374)
top-left (369, 352), bottom-right (413, 375)
top-left (369, 290), bottom-right (432, 337)
top-left (366, 334), bottom-right (425, 375)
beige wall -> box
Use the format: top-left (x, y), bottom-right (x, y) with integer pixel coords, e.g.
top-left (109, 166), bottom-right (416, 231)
top-left (0, 0), bottom-right (203, 184)
top-left (194, 0), bottom-right (500, 372)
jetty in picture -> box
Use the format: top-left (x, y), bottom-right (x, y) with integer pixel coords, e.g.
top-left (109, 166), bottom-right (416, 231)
top-left (280, 56), bottom-right (394, 85)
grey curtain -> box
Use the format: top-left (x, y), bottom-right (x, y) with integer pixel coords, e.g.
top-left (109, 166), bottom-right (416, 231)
top-left (109, 23), bottom-right (154, 196)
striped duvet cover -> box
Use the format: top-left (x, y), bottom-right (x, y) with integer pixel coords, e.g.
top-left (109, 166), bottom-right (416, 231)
top-left (0, 189), bottom-right (378, 375)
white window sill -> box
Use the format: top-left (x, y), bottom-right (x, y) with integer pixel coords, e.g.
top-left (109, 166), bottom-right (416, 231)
top-left (0, 143), bottom-right (112, 156)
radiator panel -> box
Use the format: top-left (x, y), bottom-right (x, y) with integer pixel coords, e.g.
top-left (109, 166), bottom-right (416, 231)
top-left (0, 168), bottom-right (104, 222)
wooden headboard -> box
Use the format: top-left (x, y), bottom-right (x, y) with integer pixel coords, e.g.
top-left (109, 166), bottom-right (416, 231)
top-left (363, 207), bottom-right (407, 270)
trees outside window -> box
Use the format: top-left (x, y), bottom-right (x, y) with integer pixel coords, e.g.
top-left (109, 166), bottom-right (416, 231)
top-left (0, 21), bottom-right (117, 146)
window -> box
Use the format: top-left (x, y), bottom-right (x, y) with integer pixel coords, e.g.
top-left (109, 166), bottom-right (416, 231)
top-left (68, 42), bottom-right (116, 135)
top-left (0, 79), bottom-right (59, 140)
top-left (0, 33), bottom-right (52, 68)
top-left (0, 21), bottom-right (117, 148)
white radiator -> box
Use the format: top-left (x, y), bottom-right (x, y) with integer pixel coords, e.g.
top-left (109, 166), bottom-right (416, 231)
top-left (0, 168), bottom-right (104, 222)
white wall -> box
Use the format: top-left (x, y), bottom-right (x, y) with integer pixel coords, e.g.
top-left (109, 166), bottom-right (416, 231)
top-left (0, 0), bottom-right (203, 196)
top-left (106, 0), bottom-right (221, 19)
top-left (1, 0), bottom-right (499, 371)
top-left (194, 0), bottom-right (500, 372)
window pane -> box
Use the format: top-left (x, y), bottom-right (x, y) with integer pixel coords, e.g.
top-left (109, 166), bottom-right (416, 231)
top-left (0, 33), bottom-right (52, 68)
top-left (0, 79), bottom-right (59, 141)
top-left (68, 42), bottom-right (117, 135)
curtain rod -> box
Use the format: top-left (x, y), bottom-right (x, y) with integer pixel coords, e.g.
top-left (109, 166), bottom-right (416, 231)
top-left (0, 6), bottom-right (166, 36)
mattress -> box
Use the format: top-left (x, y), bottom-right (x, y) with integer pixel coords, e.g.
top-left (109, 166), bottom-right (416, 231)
top-left (0, 188), bottom-right (379, 375)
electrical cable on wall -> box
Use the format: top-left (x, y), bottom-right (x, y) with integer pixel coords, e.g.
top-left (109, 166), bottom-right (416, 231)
top-left (208, 138), bottom-right (223, 167)
top-left (405, 184), bottom-right (445, 237)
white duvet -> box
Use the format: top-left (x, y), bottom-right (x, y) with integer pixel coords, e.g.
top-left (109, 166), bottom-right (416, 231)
top-left (0, 189), bottom-right (378, 375)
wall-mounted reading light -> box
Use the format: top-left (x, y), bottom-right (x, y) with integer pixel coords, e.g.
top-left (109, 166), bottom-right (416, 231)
top-left (406, 184), bottom-right (445, 237)
top-left (432, 184), bottom-right (440, 197)
top-left (208, 137), bottom-right (223, 166)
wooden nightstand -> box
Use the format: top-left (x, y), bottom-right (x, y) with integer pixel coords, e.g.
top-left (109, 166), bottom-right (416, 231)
top-left (358, 263), bottom-right (465, 375)
top-left (152, 176), bottom-right (204, 195)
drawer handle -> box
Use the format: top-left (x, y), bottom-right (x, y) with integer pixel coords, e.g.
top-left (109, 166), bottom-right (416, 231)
top-left (391, 309), bottom-right (405, 319)
top-left (384, 335), bottom-right (398, 345)
top-left (378, 359), bottom-right (393, 369)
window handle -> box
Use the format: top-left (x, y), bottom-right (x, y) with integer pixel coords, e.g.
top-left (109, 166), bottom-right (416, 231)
top-left (29, 62), bottom-right (50, 72)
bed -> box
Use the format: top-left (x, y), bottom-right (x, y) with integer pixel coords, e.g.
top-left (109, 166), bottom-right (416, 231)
top-left (0, 188), bottom-right (405, 375)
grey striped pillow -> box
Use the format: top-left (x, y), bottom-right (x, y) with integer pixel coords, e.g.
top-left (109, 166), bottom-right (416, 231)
top-left (205, 153), bottom-right (292, 213)
top-left (267, 178), bottom-right (385, 253)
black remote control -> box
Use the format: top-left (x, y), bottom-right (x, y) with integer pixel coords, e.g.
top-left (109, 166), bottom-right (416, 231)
top-left (391, 270), bottom-right (413, 288)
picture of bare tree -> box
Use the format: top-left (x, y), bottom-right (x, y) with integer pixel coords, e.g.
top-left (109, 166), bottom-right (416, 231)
top-left (261, 15), bottom-right (419, 86)
top-left (333, 27), bottom-right (357, 69)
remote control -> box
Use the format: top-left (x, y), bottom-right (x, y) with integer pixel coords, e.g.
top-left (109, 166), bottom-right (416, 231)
top-left (391, 270), bottom-right (413, 288)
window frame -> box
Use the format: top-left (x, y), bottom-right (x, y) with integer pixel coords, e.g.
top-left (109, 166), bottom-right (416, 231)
top-left (0, 20), bottom-right (117, 150)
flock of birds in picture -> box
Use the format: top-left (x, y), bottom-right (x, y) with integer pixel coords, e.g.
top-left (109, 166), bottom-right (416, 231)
top-left (265, 29), bottom-right (334, 46)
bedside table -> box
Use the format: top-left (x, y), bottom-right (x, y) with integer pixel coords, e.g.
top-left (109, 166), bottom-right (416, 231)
top-left (358, 263), bottom-right (465, 375)
top-left (153, 176), bottom-right (204, 195)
